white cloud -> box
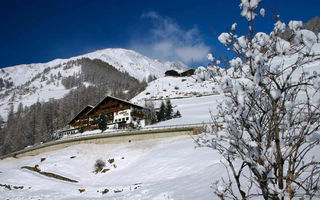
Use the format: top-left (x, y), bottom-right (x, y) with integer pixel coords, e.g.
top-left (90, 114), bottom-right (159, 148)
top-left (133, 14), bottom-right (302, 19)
top-left (130, 11), bottom-right (210, 66)
top-left (175, 44), bottom-right (210, 63)
top-left (141, 11), bottom-right (159, 19)
top-left (153, 41), bottom-right (174, 54)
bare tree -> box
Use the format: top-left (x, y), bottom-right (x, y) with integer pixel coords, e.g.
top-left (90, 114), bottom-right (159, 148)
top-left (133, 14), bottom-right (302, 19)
top-left (197, 1), bottom-right (320, 199)
top-left (143, 100), bottom-right (157, 125)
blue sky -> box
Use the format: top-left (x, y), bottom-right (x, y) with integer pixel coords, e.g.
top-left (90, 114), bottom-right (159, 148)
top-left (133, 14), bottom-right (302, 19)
top-left (1, 0), bottom-right (319, 68)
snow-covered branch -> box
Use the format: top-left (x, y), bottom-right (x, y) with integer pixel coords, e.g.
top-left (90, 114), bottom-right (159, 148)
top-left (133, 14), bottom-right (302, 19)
top-left (196, 0), bottom-right (320, 199)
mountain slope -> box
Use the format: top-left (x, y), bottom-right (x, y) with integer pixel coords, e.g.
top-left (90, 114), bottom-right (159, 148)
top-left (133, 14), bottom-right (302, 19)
top-left (0, 48), bottom-right (188, 87)
top-left (131, 77), bottom-right (218, 104)
top-left (0, 48), bottom-right (188, 120)
top-left (0, 136), bottom-right (223, 200)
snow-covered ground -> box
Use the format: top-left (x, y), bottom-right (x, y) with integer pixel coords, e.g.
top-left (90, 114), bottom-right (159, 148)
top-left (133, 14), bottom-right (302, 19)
top-left (149, 95), bottom-right (223, 126)
top-left (0, 135), bottom-right (225, 200)
top-left (132, 76), bottom-right (218, 104)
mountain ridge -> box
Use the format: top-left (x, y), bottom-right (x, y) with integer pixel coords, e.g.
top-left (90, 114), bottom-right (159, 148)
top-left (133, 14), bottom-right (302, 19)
top-left (1, 48), bottom-right (188, 86)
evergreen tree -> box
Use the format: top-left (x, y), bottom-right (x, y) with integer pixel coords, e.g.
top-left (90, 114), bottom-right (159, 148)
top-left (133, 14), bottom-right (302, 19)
top-left (79, 126), bottom-right (84, 133)
top-left (98, 111), bottom-right (107, 133)
top-left (165, 99), bottom-right (173, 120)
top-left (157, 101), bottom-right (166, 121)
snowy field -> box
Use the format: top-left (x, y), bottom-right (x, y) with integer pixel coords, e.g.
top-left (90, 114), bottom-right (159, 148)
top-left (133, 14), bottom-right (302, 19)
top-left (0, 135), bottom-right (225, 200)
top-left (149, 94), bottom-right (223, 127)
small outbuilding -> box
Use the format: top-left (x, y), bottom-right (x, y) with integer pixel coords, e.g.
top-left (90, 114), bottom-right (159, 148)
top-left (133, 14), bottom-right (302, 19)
top-left (165, 70), bottom-right (180, 77)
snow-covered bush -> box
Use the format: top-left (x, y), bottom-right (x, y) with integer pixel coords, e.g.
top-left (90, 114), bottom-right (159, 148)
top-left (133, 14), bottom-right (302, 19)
top-left (94, 159), bottom-right (106, 173)
top-left (193, 66), bottom-right (216, 82)
top-left (197, 0), bottom-right (320, 199)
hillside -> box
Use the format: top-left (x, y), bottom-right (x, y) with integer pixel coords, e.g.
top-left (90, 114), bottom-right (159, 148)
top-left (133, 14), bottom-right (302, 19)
top-left (131, 66), bottom-right (218, 104)
top-left (0, 48), bottom-right (188, 120)
top-left (0, 136), bottom-right (223, 200)
top-left (131, 77), bottom-right (217, 104)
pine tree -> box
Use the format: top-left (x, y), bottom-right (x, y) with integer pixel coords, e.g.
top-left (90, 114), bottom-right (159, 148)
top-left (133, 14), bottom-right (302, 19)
top-left (157, 101), bottom-right (166, 121)
top-left (165, 99), bottom-right (173, 120)
top-left (98, 111), bottom-right (107, 133)
top-left (79, 126), bottom-right (84, 133)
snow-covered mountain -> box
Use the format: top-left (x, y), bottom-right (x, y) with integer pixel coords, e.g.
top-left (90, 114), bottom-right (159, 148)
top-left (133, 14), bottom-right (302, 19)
top-left (0, 48), bottom-right (188, 120)
top-left (131, 76), bottom-right (218, 104)
top-left (131, 66), bottom-right (220, 104)
top-left (1, 48), bottom-right (188, 86)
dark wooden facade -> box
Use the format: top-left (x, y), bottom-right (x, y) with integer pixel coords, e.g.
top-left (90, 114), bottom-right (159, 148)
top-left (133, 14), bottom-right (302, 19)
top-left (68, 105), bottom-right (93, 131)
top-left (180, 69), bottom-right (195, 77)
top-left (165, 70), bottom-right (180, 77)
top-left (165, 69), bottom-right (195, 77)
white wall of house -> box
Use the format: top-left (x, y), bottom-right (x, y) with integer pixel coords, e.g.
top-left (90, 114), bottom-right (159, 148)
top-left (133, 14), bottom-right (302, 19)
top-left (114, 109), bottom-right (131, 124)
top-left (112, 107), bottom-right (146, 128)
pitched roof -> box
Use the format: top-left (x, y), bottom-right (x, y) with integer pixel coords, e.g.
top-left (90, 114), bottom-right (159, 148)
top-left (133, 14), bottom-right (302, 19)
top-left (68, 105), bottom-right (94, 125)
top-left (87, 95), bottom-right (143, 115)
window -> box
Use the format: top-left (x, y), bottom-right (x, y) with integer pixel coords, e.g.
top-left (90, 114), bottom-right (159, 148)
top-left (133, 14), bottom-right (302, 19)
top-left (122, 118), bottom-right (125, 121)
top-left (126, 117), bottom-right (129, 121)
top-left (133, 117), bottom-right (136, 121)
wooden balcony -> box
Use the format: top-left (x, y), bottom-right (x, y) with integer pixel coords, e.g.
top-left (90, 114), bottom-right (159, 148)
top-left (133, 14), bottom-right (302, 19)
top-left (72, 120), bottom-right (90, 127)
top-left (99, 102), bottom-right (118, 110)
top-left (90, 117), bottom-right (114, 125)
top-left (131, 110), bottom-right (143, 118)
top-left (93, 105), bottom-right (130, 116)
